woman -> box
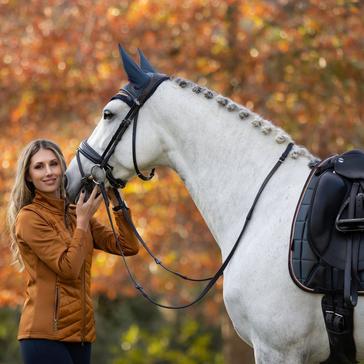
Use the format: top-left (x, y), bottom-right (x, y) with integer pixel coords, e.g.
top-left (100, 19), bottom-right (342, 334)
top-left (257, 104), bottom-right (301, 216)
top-left (7, 139), bottom-right (139, 364)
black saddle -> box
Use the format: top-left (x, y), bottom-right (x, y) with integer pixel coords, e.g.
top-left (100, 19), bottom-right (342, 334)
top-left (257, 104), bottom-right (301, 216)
top-left (290, 149), bottom-right (364, 306)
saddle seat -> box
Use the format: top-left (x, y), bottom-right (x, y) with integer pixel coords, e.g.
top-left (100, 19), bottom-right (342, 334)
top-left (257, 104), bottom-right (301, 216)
top-left (309, 150), bottom-right (364, 270)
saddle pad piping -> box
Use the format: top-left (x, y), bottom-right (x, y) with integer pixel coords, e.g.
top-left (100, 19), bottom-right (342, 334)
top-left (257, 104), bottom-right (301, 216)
top-left (288, 167), bottom-right (317, 293)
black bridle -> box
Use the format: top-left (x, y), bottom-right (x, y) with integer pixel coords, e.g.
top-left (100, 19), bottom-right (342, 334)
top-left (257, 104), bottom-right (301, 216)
top-left (76, 74), bottom-right (215, 282)
top-left (75, 73), bottom-right (294, 309)
top-left (77, 73), bottom-right (170, 189)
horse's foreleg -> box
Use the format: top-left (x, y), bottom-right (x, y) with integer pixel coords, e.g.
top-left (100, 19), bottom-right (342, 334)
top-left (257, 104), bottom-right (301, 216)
top-left (253, 343), bottom-right (312, 364)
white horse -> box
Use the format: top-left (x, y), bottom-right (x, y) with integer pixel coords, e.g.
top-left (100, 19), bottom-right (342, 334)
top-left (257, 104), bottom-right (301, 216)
top-left (65, 49), bottom-right (364, 363)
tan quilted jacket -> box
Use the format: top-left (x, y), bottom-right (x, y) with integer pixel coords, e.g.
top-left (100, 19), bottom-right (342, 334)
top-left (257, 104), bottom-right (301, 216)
top-left (15, 190), bottom-right (139, 343)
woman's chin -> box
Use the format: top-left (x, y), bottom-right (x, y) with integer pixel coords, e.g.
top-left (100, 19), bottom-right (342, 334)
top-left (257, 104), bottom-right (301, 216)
top-left (35, 182), bottom-right (61, 196)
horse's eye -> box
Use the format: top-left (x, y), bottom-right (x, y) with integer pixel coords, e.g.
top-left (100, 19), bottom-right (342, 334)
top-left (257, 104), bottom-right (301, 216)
top-left (103, 110), bottom-right (114, 120)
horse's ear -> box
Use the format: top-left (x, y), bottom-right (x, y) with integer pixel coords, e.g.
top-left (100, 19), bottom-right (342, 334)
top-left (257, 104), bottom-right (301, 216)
top-left (138, 49), bottom-right (157, 74)
top-left (118, 45), bottom-right (150, 88)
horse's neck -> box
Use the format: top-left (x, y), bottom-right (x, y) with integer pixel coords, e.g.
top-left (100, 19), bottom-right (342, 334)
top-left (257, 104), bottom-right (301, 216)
top-left (151, 82), bottom-right (312, 257)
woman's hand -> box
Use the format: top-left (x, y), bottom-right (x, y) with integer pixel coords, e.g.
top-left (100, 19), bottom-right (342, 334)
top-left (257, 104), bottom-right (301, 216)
top-left (76, 186), bottom-right (103, 231)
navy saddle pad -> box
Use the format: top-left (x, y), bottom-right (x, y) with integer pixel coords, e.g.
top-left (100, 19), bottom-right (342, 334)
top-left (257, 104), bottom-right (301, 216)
top-left (289, 150), bottom-right (364, 294)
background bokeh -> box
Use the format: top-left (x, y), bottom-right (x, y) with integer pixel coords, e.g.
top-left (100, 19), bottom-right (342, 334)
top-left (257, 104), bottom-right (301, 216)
top-left (0, 0), bottom-right (363, 363)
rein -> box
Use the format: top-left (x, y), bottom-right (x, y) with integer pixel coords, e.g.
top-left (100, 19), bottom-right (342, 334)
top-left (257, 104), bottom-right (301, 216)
top-left (85, 145), bottom-right (294, 309)
top-left (75, 73), bottom-right (294, 308)
top-left (98, 143), bottom-right (293, 309)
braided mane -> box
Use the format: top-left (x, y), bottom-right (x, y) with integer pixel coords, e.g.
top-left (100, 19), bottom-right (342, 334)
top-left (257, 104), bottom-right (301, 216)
top-left (172, 76), bottom-right (316, 162)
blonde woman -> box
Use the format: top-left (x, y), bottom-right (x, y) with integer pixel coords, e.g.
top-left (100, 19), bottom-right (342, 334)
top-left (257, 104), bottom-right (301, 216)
top-left (7, 139), bottom-right (139, 364)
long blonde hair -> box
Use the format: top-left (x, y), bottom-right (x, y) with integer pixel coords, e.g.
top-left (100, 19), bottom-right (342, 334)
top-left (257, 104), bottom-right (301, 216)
top-left (7, 139), bottom-right (67, 272)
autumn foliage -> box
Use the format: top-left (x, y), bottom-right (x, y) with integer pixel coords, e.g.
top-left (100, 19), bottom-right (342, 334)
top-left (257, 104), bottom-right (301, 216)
top-left (0, 0), bottom-right (363, 315)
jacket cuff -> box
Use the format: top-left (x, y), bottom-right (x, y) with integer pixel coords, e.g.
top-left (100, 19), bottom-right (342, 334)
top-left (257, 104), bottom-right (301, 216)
top-left (113, 208), bottom-right (131, 218)
top-left (73, 228), bottom-right (88, 245)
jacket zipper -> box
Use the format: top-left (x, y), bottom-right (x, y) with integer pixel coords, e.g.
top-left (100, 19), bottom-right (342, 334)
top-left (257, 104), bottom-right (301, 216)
top-left (81, 263), bottom-right (86, 344)
top-left (53, 277), bottom-right (60, 331)
top-left (64, 203), bottom-right (86, 343)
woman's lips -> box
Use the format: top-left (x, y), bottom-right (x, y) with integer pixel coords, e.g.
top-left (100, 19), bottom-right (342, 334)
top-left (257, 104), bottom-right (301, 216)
top-left (42, 178), bottom-right (57, 184)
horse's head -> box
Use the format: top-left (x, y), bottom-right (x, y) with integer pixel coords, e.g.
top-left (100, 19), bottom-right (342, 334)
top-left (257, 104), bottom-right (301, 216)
top-left (65, 46), bottom-right (170, 203)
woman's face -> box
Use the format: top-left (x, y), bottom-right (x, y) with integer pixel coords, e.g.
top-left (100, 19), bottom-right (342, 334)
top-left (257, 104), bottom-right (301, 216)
top-left (27, 148), bottom-right (63, 197)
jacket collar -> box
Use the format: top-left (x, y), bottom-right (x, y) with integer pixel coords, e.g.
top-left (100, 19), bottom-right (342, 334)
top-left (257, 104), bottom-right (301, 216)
top-left (33, 190), bottom-right (66, 215)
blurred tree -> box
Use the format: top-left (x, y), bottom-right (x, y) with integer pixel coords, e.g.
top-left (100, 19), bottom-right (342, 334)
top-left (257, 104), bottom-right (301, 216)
top-left (0, 0), bottom-right (363, 363)
top-left (93, 295), bottom-right (223, 364)
top-left (0, 296), bottom-right (223, 364)
top-left (0, 307), bottom-right (21, 364)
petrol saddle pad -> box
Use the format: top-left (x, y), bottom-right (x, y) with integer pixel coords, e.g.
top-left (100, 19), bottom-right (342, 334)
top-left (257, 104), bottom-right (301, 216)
top-left (289, 150), bottom-right (364, 306)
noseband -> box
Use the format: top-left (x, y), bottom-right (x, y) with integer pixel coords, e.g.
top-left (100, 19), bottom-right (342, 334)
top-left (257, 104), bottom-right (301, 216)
top-left (76, 73), bottom-right (170, 190)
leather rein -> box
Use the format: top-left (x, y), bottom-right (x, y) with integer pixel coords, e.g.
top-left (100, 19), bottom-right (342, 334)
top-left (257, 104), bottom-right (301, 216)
top-left (75, 74), bottom-right (294, 309)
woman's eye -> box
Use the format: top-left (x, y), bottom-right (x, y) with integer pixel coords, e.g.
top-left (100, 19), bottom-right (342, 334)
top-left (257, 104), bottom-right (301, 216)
top-left (103, 110), bottom-right (114, 120)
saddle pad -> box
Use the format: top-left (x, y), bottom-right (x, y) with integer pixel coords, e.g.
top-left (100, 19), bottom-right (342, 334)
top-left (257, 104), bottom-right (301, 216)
top-left (289, 169), bottom-right (364, 294)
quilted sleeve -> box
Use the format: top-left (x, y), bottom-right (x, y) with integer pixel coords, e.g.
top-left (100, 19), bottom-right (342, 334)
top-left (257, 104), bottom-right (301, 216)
top-left (90, 208), bottom-right (139, 256)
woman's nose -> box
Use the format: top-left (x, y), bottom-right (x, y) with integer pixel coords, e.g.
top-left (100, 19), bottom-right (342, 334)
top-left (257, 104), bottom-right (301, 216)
top-left (45, 164), bottom-right (53, 175)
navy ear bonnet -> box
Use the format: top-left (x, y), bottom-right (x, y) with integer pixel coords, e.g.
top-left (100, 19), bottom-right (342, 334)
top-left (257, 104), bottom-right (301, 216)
top-left (110, 46), bottom-right (169, 106)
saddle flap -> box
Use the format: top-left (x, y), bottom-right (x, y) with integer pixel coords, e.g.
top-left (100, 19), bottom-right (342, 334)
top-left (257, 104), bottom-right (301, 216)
top-left (308, 171), bottom-right (348, 258)
top-left (334, 150), bottom-right (364, 180)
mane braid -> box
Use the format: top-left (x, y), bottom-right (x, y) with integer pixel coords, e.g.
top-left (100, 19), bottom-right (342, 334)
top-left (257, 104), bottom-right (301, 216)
top-left (171, 76), bottom-right (317, 163)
